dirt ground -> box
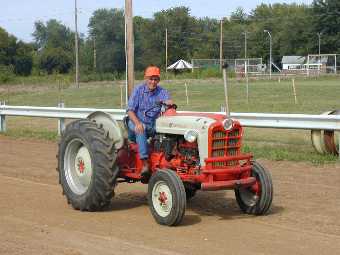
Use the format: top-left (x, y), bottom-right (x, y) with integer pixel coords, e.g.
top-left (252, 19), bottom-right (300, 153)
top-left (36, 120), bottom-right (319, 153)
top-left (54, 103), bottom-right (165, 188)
top-left (1, 135), bottom-right (340, 255)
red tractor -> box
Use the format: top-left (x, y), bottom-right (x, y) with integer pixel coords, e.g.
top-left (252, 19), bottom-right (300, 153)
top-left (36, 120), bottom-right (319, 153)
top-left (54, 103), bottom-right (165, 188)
top-left (57, 102), bottom-right (273, 226)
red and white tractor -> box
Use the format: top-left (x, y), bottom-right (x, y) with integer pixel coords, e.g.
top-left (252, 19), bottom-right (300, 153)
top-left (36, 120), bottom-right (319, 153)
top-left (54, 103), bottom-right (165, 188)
top-left (57, 104), bottom-right (273, 226)
top-left (57, 69), bottom-right (273, 226)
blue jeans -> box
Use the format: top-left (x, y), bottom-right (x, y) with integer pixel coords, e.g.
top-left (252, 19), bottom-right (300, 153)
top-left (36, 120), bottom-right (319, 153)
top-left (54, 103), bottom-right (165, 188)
top-left (128, 120), bottom-right (155, 160)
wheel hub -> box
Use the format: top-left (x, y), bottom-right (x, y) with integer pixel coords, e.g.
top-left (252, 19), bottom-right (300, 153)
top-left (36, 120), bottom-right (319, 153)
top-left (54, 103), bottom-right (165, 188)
top-left (77, 158), bottom-right (85, 174)
top-left (158, 191), bottom-right (168, 205)
top-left (152, 181), bottom-right (173, 217)
top-left (240, 180), bottom-right (261, 206)
top-left (64, 139), bottom-right (93, 195)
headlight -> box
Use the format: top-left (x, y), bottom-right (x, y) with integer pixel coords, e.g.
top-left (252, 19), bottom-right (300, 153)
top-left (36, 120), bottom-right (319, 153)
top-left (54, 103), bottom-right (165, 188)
top-left (184, 130), bottom-right (198, 143)
top-left (223, 118), bottom-right (233, 130)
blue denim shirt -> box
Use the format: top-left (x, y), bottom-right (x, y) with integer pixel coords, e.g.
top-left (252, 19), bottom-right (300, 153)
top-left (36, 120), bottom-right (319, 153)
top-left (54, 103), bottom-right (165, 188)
top-left (127, 83), bottom-right (170, 124)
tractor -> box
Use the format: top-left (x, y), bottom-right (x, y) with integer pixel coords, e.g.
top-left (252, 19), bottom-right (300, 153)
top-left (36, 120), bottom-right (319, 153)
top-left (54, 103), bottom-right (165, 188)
top-left (57, 69), bottom-right (273, 226)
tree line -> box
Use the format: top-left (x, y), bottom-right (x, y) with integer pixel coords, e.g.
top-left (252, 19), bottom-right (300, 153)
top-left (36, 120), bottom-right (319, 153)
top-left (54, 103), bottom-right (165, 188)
top-left (0, 0), bottom-right (339, 79)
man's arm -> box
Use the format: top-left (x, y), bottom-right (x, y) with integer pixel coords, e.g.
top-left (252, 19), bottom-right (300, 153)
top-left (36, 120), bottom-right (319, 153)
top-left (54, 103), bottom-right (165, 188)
top-left (127, 86), bottom-right (144, 134)
top-left (160, 88), bottom-right (172, 105)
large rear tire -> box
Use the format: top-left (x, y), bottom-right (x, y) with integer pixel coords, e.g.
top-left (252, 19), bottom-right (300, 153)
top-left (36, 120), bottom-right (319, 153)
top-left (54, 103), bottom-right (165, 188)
top-left (235, 161), bottom-right (273, 215)
top-left (148, 170), bottom-right (186, 226)
top-left (57, 119), bottom-right (119, 211)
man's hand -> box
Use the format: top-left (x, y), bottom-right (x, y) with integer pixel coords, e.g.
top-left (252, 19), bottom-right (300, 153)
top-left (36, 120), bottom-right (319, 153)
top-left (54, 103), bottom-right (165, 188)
top-left (164, 99), bottom-right (173, 105)
top-left (128, 110), bottom-right (145, 134)
top-left (135, 122), bottom-right (144, 134)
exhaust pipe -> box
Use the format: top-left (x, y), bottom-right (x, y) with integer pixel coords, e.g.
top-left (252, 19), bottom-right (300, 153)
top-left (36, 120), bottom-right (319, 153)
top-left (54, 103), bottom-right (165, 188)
top-left (222, 64), bottom-right (230, 118)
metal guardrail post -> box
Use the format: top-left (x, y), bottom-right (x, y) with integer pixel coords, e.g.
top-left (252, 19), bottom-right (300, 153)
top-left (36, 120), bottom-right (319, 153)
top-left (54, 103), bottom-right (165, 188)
top-left (58, 102), bottom-right (65, 136)
top-left (0, 101), bottom-right (6, 133)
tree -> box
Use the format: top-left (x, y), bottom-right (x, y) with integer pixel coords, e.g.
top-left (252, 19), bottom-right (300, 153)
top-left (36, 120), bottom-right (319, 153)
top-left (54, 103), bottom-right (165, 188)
top-left (88, 8), bottom-right (125, 73)
top-left (14, 41), bottom-right (34, 76)
top-left (312, 0), bottom-right (340, 54)
top-left (33, 19), bottom-right (74, 51)
top-left (33, 20), bottom-right (75, 74)
top-left (0, 27), bottom-right (33, 76)
top-left (39, 47), bottom-right (72, 74)
top-left (248, 3), bottom-right (313, 67)
top-left (0, 27), bottom-right (17, 66)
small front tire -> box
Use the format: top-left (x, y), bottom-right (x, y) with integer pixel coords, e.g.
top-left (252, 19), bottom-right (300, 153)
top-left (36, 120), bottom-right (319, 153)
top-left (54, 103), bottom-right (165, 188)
top-left (235, 161), bottom-right (273, 215)
top-left (148, 170), bottom-right (186, 226)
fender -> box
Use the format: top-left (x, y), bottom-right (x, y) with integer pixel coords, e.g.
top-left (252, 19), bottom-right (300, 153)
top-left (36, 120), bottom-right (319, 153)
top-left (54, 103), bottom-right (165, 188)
top-left (87, 111), bottom-right (124, 149)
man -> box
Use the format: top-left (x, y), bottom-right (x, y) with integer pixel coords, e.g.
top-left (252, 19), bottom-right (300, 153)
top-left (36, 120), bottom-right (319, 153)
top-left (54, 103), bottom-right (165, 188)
top-left (127, 66), bottom-right (172, 178)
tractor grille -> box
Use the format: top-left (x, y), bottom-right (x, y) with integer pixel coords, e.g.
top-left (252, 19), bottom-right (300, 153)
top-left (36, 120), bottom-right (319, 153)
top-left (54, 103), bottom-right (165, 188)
top-left (210, 126), bottom-right (241, 168)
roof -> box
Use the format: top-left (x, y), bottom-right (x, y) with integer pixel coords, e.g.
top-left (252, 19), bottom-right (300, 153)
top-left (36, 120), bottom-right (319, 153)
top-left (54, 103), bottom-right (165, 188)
top-left (282, 56), bottom-right (306, 65)
top-left (167, 59), bottom-right (193, 70)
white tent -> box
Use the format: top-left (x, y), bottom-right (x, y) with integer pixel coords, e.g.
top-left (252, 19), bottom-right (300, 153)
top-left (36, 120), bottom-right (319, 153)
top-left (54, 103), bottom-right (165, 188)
top-left (167, 59), bottom-right (193, 70)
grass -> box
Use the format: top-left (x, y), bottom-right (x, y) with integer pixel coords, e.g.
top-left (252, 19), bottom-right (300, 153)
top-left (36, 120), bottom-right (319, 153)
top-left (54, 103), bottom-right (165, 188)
top-left (3, 128), bottom-right (58, 141)
top-left (1, 76), bottom-right (339, 164)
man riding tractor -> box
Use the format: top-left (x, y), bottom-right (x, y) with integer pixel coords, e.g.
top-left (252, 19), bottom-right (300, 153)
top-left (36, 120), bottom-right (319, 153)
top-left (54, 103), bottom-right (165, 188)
top-left (126, 66), bottom-right (173, 181)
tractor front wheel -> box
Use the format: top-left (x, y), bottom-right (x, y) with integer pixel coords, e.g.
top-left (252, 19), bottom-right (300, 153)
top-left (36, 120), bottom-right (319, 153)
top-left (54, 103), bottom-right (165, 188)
top-left (148, 170), bottom-right (186, 226)
top-left (234, 161), bottom-right (273, 215)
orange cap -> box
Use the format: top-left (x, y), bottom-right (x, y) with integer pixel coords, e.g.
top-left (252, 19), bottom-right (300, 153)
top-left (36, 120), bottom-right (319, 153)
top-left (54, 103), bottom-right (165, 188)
top-left (144, 66), bottom-right (160, 78)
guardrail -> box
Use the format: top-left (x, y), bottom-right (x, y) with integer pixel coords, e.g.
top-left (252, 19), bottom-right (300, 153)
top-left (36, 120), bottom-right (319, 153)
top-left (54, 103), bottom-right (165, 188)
top-left (0, 103), bottom-right (339, 157)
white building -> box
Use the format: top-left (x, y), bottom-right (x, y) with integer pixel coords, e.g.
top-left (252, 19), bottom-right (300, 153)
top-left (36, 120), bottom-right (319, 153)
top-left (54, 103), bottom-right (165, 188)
top-left (282, 56), bottom-right (306, 71)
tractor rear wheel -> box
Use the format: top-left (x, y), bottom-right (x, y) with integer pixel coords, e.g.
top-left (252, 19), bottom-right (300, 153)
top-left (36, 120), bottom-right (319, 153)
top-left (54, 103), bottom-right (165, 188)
top-left (57, 119), bottom-right (119, 211)
top-left (148, 170), bottom-right (186, 226)
top-left (234, 161), bottom-right (273, 215)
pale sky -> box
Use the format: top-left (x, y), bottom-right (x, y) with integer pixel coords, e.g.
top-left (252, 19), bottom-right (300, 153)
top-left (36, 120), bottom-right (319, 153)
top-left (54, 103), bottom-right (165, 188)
top-left (1, 0), bottom-right (312, 42)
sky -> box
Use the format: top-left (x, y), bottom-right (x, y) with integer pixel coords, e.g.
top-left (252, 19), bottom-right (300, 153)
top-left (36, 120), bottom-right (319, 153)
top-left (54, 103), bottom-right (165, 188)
top-left (1, 0), bottom-right (312, 42)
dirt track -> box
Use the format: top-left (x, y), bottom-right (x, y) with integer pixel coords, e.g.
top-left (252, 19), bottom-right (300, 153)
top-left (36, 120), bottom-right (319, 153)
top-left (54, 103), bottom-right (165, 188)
top-left (1, 135), bottom-right (340, 255)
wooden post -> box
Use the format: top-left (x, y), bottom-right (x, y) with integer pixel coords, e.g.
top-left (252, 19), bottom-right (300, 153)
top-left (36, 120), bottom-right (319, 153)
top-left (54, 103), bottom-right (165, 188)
top-left (0, 101), bottom-right (6, 132)
top-left (185, 83), bottom-right (189, 105)
top-left (58, 102), bottom-right (65, 136)
top-left (246, 74), bottom-right (249, 104)
top-left (292, 78), bottom-right (298, 104)
top-left (125, 0), bottom-right (134, 97)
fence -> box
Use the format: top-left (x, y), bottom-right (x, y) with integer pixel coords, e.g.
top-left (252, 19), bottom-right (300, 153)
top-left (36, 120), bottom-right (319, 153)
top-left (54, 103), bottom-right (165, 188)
top-left (1, 102), bottom-right (339, 157)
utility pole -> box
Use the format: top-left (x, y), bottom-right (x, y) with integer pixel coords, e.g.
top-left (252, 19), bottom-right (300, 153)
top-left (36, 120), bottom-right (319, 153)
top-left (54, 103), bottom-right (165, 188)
top-left (165, 28), bottom-right (168, 73)
top-left (93, 36), bottom-right (97, 71)
top-left (125, 0), bottom-right (134, 97)
top-left (317, 32), bottom-right (322, 56)
top-left (264, 30), bottom-right (272, 79)
top-left (74, 0), bottom-right (79, 88)
top-left (243, 31), bottom-right (249, 59)
top-left (219, 19), bottom-right (223, 71)
top-left (317, 32), bottom-right (322, 73)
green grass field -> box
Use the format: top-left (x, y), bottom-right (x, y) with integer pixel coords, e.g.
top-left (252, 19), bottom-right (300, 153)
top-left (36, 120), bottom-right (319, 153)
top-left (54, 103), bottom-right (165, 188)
top-left (1, 76), bottom-right (339, 164)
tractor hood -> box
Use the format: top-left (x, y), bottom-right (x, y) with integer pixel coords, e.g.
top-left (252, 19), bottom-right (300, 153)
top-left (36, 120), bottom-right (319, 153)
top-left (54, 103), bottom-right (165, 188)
top-left (156, 112), bottom-right (227, 166)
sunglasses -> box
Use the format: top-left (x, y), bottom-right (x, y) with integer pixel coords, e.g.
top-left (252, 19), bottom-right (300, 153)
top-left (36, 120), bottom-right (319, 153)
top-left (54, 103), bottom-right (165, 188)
top-left (149, 77), bottom-right (160, 82)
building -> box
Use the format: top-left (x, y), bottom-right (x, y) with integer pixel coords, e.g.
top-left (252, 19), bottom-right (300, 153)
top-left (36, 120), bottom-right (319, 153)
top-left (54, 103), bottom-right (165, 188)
top-left (282, 56), bottom-right (306, 71)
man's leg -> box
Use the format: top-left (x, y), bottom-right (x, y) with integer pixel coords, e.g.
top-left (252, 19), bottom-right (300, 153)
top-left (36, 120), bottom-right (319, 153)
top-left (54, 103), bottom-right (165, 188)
top-left (128, 120), bottom-right (150, 175)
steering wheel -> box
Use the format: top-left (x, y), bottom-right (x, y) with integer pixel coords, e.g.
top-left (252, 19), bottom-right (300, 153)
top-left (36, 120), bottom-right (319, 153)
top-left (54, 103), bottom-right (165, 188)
top-left (144, 101), bottom-right (177, 118)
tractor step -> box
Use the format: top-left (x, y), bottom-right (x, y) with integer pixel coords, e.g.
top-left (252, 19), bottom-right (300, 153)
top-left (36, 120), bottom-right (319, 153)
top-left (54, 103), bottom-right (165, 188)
top-left (201, 177), bottom-right (256, 191)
